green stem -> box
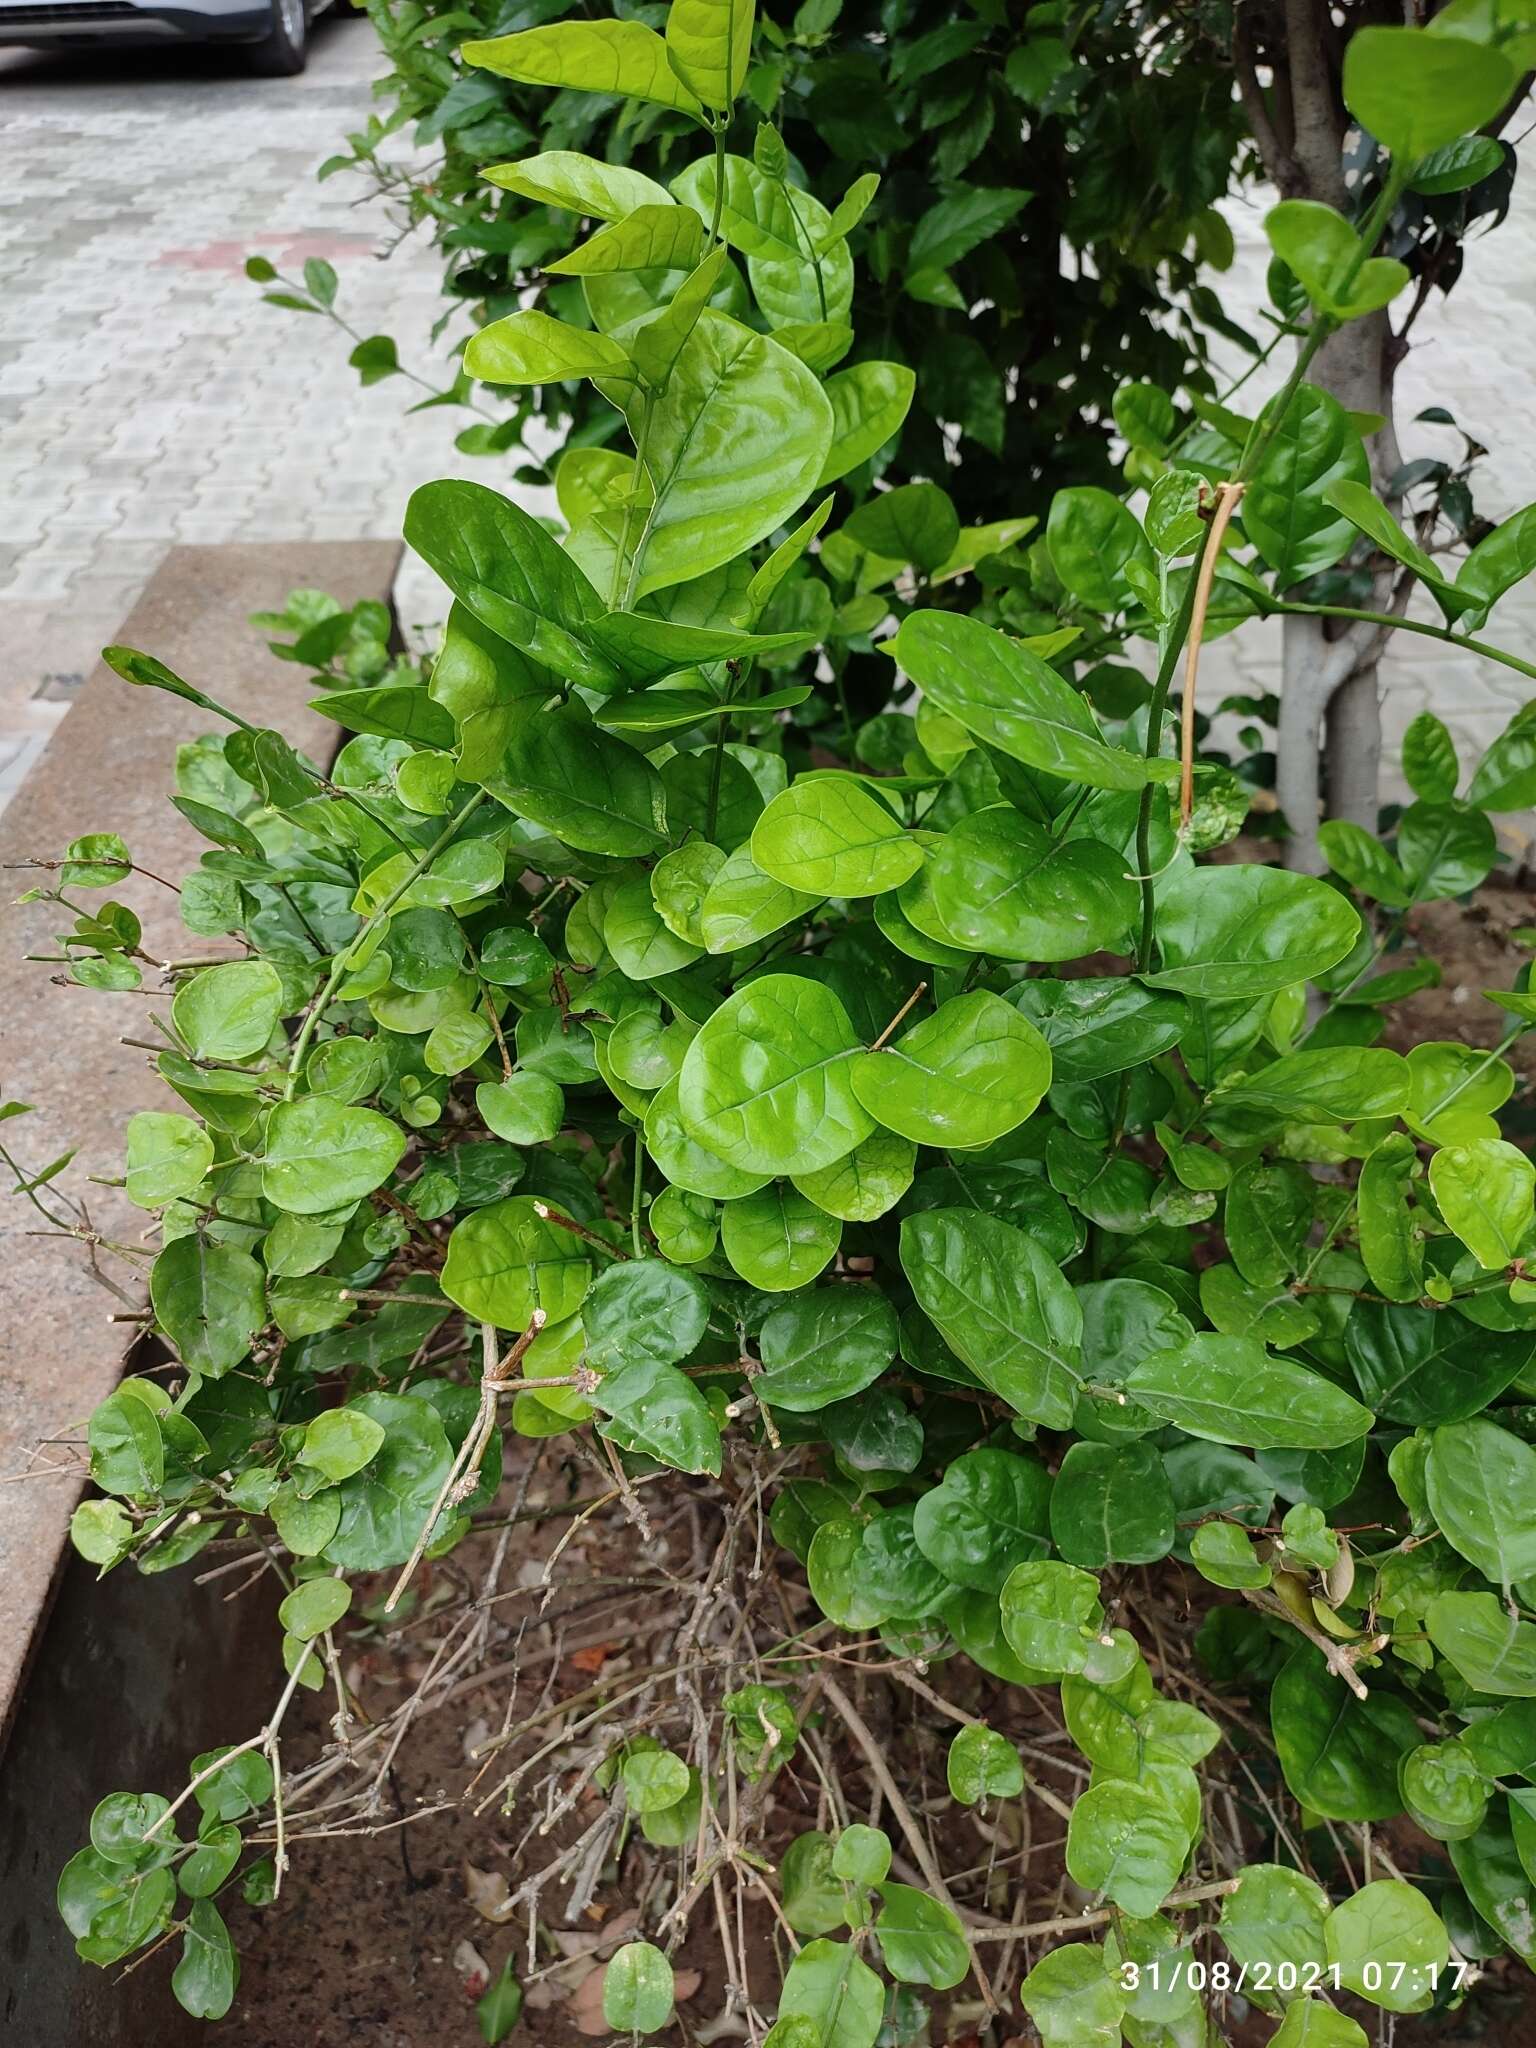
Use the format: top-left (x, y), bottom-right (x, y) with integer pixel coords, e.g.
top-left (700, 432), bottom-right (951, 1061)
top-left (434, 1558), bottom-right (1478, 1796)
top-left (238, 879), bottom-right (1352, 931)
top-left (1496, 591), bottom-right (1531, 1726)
top-left (708, 120), bottom-right (727, 244)
top-left (1264, 598), bottom-right (1536, 686)
top-left (283, 792), bottom-right (488, 1100)
top-left (630, 1130), bottom-right (646, 1260)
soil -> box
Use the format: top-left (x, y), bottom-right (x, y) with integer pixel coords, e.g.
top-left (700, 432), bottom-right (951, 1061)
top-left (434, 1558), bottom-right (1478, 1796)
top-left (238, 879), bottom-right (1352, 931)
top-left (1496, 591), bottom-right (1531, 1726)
top-left (206, 885), bottom-right (1536, 2048)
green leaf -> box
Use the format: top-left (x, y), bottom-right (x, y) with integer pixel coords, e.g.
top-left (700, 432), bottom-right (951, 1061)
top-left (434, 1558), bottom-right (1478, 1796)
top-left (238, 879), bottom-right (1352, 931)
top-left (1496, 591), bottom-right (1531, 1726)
top-left (1318, 817), bottom-right (1413, 907)
top-left (752, 777), bottom-right (922, 896)
top-left (1400, 1738), bottom-right (1492, 1840)
top-left (1020, 1943), bottom-right (1126, 2048)
top-left (150, 1237), bottom-right (266, 1379)
top-left (548, 205), bottom-right (704, 279)
top-left (852, 992), bottom-right (1052, 1149)
top-left (831, 1824), bottom-right (890, 1887)
top-left (817, 363), bottom-right (917, 488)
top-left (466, 308), bottom-right (635, 384)
top-left (278, 1576), bottom-right (351, 1641)
top-left (912, 1448), bottom-right (1051, 1593)
top-left (172, 960), bottom-right (282, 1062)
top-left (909, 186), bottom-right (1029, 273)
top-left (1427, 1591), bottom-right (1536, 1696)
top-left (665, 0), bottom-right (754, 110)
top-left (1270, 2005), bottom-right (1368, 2048)
top-left (62, 832), bottom-right (132, 886)
top-left (123, 1111), bottom-right (213, 1210)
top-left (1343, 25), bottom-right (1515, 161)
top-left (1047, 487), bottom-right (1154, 610)
top-left (1429, 1138), bottom-right (1533, 1268)
top-left (594, 1358), bottom-right (722, 1474)
top-left (701, 844), bottom-right (822, 953)
top-left (780, 1834), bottom-right (847, 1937)
top-left (1218, 1863), bottom-right (1330, 1989)
top-left (753, 1287), bottom-right (899, 1411)
top-left (442, 1196), bottom-right (593, 1329)
top-left (901, 1210), bottom-right (1081, 1428)
top-left (178, 1823), bottom-right (242, 1900)
top-left (1324, 481), bottom-right (1468, 622)
top-left (1264, 200), bottom-right (1409, 322)
top-left (1402, 711), bottom-right (1461, 800)
top-left (721, 1183), bottom-right (841, 1290)
top-left (324, 1391), bottom-right (454, 1570)
top-left (71, 1497), bottom-right (133, 1566)
top-left (477, 1959), bottom-right (524, 2044)
top-left (889, 610), bottom-right (1172, 792)
top-left (171, 1899), bottom-right (238, 2020)
top-left (1049, 1440), bottom-right (1175, 1567)
top-left (872, 1884), bottom-right (970, 1990)
top-left (792, 1130), bottom-right (916, 1222)
top-left (484, 150), bottom-right (672, 220)
top-left (1066, 1778), bottom-right (1191, 1917)
top-left (476, 1073), bottom-right (565, 1148)
top-left (845, 484), bottom-right (960, 574)
top-left (1458, 504), bottom-right (1536, 626)
top-left (1271, 1647), bottom-right (1419, 1820)
top-left (1426, 1418), bottom-right (1536, 1588)
top-left (297, 1407), bottom-right (386, 1483)
top-left (1190, 1518), bottom-right (1271, 1589)
top-left (677, 973), bottom-right (870, 1178)
top-left (582, 1258), bottom-right (710, 1371)
top-left (1343, 1298), bottom-right (1531, 1422)
top-left (603, 1942), bottom-right (675, 2033)
top-left (463, 20), bottom-right (706, 117)
top-left (1010, 978), bottom-right (1187, 1082)
top-left (1146, 862), bottom-right (1360, 998)
top-left (263, 1098), bottom-right (406, 1215)
top-left (1324, 1880), bottom-right (1448, 2013)
top-left (926, 809), bottom-right (1136, 960)
top-left (1124, 1333), bottom-right (1374, 1450)
top-left (776, 1939), bottom-right (885, 2048)
top-left (488, 709), bottom-right (669, 857)
top-left (1450, 1798), bottom-right (1536, 1965)
top-left (1218, 1046), bottom-right (1409, 1123)
top-left (1247, 385), bottom-right (1370, 587)
top-left (404, 480), bottom-right (613, 691)
top-left (621, 1750), bottom-right (690, 1814)
top-left (946, 1723), bottom-right (1025, 1806)
top-left (622, 312), bottom-right (832, 599)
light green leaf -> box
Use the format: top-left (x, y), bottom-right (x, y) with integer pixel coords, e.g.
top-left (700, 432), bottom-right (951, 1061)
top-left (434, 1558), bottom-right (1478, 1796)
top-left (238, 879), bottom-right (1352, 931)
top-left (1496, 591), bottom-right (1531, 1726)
top-left (172, 960), bottom-right (282, 1062)
top-left (150, 1237), bottom-right (266, 1379)
top-left (1343, 24), bottom-right (1515, 161)
top-left (441, 1196), bottom-right (592, 1329)
top-left (817, 363), bottom-right (917, 488)
top-left (900, 1209), bottom-right (1081, 1429)
top-left (721, 1183), bottom-right (841, 1290)
top-left (1426, 1418), bottom-right (1536, 1588)
top-left (926, 809), bottom-right (1135, 960)
top-left (1429, 1137), bottom-right (1533, 1269)
top-left (1146, 861), bottom-right (1360, 997)
top-left (890, 610), bottom-right (1173, 791)
top-left (677, 973), bottom-right (870, 1177)
top-left (466, 309), bottom-right (634, 385)
top-left (463, 20), bottom-right (706, 117)
top-left (1066, 1778), bottom-right (1191, 1917)
top-left (603, 1942), bottom-right (675, 2033)
top-left (1125, 1333), bottom-right (1374, 1450)
top-left (946, 1723), bottom-right (1025, 1806)
top-left (851, 991), bottom-right (1052, 1149)
top-left (547, 205), bottom-right (703, 278)
top-left (1047, 487), bottom-right (1153, 610)
top-left (263, 1099), bottom-right (406, 1215)
top-left (752, 777), bottom-right (922, 897)
top-left (872, 1884), bottom-right (970, 1990)
top-left (665, 0), bottom-right (754, 110)
top-left (1324, 1880), bottom-right (1448, 2013)
top-left (483, 150), bottom-right (671, 220)
top-left (124, 1111), bottom-right (213, 1209)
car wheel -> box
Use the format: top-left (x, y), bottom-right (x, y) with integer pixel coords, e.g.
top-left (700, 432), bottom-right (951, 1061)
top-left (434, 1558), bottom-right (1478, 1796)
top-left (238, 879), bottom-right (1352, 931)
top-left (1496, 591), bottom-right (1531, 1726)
top-left (247, 0), bottom-right (307, 75)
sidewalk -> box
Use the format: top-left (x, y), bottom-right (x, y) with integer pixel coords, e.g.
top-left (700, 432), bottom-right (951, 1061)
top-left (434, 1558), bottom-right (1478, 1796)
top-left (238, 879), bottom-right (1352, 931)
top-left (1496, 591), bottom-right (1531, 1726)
top-left (0, 16), bottom-right (491, 813)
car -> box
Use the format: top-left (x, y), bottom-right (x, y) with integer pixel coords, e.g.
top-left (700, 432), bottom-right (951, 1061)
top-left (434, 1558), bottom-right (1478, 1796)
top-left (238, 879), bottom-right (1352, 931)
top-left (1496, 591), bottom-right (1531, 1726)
top-left (0, 0), bottom-right (322, 74)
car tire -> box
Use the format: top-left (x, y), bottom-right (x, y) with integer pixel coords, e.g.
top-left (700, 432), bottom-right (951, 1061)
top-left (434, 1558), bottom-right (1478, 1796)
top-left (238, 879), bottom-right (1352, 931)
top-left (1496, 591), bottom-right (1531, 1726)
top-left (247, 0), bottom-right (307, 74)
